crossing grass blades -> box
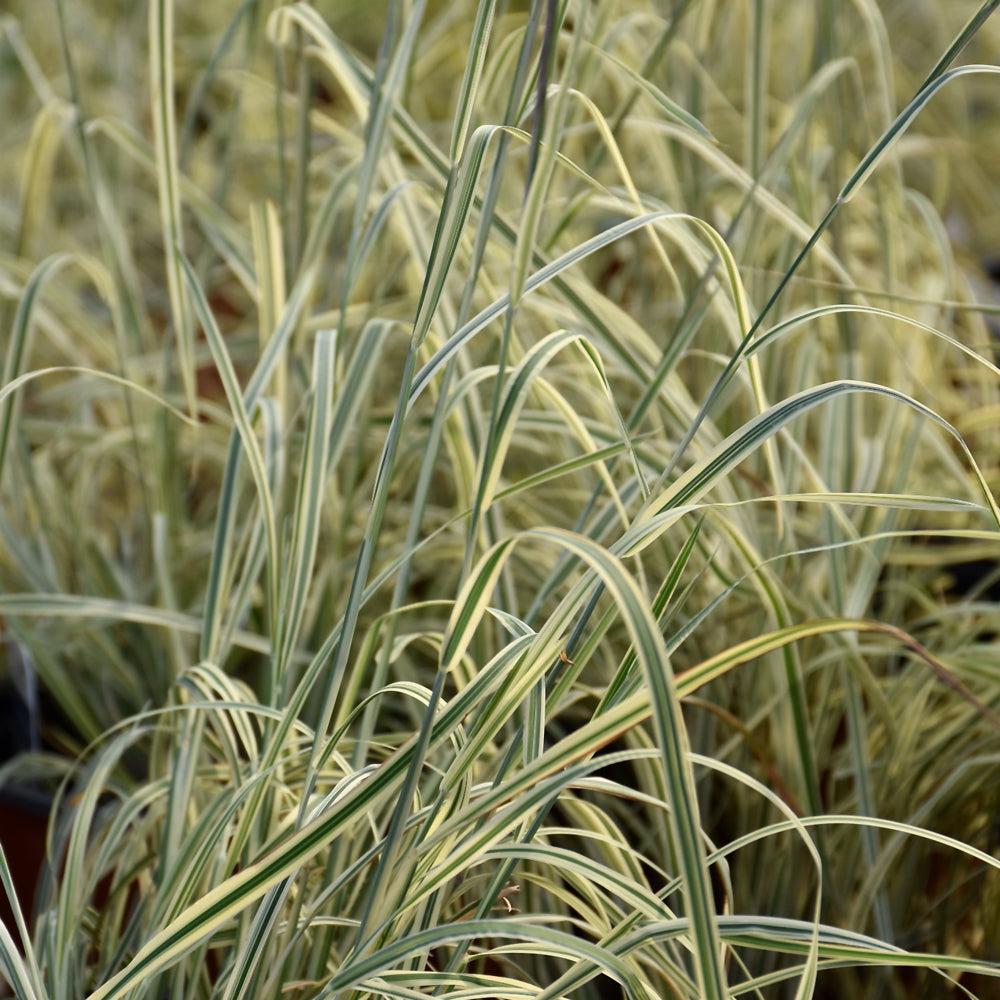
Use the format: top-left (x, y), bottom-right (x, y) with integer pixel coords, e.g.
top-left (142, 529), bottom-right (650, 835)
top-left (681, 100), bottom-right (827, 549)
top-left (3, 2), bottom-right (1000, 998)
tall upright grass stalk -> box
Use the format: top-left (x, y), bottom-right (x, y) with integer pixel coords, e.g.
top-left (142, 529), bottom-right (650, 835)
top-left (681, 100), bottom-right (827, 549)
top-left (2, 1), bottom-right (1000, 999)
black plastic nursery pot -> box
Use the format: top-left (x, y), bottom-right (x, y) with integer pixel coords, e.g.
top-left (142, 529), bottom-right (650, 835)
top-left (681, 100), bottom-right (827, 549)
top-left (0, 657), bottom-right (56, 943)
top-left (0, 781), bottom-right (50, 936)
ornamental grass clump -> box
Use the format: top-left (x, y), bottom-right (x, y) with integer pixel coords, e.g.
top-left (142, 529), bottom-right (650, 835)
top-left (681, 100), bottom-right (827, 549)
top-left (2, 1), bottom-right (1000, 998)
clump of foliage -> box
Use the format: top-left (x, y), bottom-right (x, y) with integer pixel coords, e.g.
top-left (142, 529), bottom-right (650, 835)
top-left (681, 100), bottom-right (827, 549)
top-left (2, 2), bottom-right (1000, 999)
